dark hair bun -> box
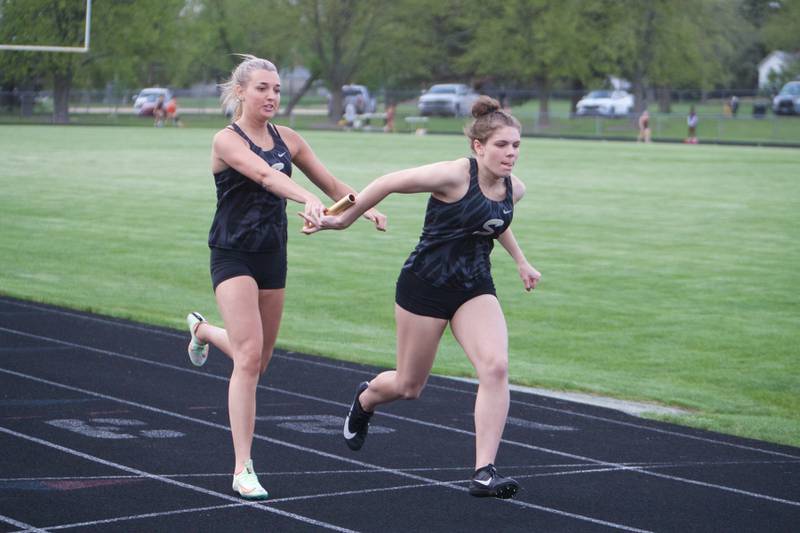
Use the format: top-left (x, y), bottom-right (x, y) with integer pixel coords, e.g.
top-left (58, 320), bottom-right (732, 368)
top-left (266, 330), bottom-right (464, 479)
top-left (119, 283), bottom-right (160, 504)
top-left (471, 96), bottom-right (501, 118)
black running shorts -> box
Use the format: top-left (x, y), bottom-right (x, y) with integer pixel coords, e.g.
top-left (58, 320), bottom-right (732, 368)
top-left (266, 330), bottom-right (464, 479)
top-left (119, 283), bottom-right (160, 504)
top-left (210, 247), bottom-right (287, 291)
top-left (395, 269), bottom-right (496, 320)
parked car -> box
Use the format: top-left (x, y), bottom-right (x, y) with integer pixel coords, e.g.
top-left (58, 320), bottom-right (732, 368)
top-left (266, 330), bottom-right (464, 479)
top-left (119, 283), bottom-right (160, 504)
top-left (133, 87), bottom-right (173, 116)
top-left (575, 90), bottom-right (634, 117)
top-left (772, 81), bottom-right (800, 115)
top-left (328, 84), bottom-right (376, 115)
top-left (417, 83), bottom-right (479, 117)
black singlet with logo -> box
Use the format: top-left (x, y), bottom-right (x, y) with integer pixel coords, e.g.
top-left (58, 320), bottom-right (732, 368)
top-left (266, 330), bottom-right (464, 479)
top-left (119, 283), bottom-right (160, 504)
top-left (402, 157), bottom-right (513, 290)
top-left (208, 123), bottom-right (293, 252)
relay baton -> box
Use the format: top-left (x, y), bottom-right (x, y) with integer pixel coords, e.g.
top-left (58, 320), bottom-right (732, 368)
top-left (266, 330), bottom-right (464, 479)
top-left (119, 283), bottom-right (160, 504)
top-left (302, 193), bottom-right (356, 230)
top-left (325, 193), bottom-right (356, 215)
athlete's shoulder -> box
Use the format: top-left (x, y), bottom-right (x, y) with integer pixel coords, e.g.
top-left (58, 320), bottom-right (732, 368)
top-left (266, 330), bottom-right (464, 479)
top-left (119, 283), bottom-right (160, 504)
top-left (509, 173), bottom-right (526, 202)
top-left (213, 125), bottom-right (239, 144)
top-left (211, 127), bottom-right (240, 172)
top-left (428, 157), bottom-right (470, 180)
top-left (273, 124), bottom-right (305, 154)
top-left (453, 156), bottom-right (472, 173)
top-left (273, 124), bottom-right (301, 143)
top-left (420, 158), bottom-right (471, 200)
top-left (213, 126), bottom-right (239, 151)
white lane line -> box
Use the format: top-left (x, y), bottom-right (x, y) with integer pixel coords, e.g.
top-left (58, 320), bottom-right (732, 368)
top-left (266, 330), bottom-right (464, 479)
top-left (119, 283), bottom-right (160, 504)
top-left (360, 408), bottom-right (800, 507)
top-left (2, 320), bottom-right (796, 462)
top-left (267, 480), bottom-right (450, 504)
top-left (17, 470), bottom-right (648, 533)
top-left (5, 458), bottom-right (798, 486)
top-left (0, 515), bottom-right (48, 533)
top-left (0, 367), bottom-right (653, 533)
top-left (0, 425), bottom-right (356, 533)
top-left (499, 396), bottom-right (800, 460)
top-left (4, 326), bottom-right (800, 507)
top-left (14, 503), bottom-right (245, 532)
top-left (277, 353), bottom-right (800, 460)
top-left (0, 300), bottom-right (175, 336)
top-left (0, 346), bottom-right (74, 353)
top-left (1, 326), bottom-right (799, 509)
top-left (2, 299), bottom-right (795, 460)
top-left (2, 299), bottom-right (796, 457)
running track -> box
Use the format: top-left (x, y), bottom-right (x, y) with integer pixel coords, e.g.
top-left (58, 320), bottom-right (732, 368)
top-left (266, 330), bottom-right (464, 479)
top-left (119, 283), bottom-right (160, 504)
top-left (0, 296), bottom-right (797, 532)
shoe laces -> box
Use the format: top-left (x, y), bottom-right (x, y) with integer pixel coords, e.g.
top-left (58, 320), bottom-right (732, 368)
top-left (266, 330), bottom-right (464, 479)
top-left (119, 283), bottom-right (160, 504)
top-left (235, 463), bottom-right (261, 490)
top-left (475, 463), bottom-right (497, 481)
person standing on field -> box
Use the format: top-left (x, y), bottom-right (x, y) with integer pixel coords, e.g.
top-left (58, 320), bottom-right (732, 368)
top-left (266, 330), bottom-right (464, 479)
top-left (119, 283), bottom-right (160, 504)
top-left (153, 95), bottom-right (166, 127)
top-left (686, 106), bottom-right (699, 144)
top-left (637, 109), bottom-right (651, 143)
top-left (185, 54), bottom-right (386, 500)
top-left (303, 96), bottom-right (541, 500)
top-left (166, 96), bottom-right (182, 127)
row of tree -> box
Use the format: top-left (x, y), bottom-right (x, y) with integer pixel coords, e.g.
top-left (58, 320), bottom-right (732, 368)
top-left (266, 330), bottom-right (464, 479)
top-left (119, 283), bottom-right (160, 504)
top-left (1, 0), bottom-right (798, 123)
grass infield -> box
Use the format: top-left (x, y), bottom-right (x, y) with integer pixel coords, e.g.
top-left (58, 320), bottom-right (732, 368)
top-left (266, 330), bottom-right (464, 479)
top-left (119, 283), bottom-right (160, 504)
top-left (1, 124), bottom-right (798, 447)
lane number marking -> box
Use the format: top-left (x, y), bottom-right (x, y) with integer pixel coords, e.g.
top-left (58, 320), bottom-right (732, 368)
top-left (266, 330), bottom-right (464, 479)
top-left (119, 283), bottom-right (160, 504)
top-left (45, 418), bottom-right (184, 439)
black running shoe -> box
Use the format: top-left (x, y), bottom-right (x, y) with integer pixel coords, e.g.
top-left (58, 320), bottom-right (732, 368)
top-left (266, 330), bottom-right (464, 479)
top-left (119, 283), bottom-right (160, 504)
top-left (343, 381), bottom-right (373, 451)
top-left (468, 464), bottom-right (519, 499)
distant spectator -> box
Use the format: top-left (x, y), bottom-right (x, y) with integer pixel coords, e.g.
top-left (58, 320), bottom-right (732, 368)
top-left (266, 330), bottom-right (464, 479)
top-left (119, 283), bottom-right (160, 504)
top-left (153, 95), bottom-right (166, 127)
top-left (730, 95), bottom-right (739, 117)
top-left (343, 101), bottom-right (357, 128)
top-left (498, 90), bottom-right (510, 110)
top-left (383, 102), bottom-right (396, 133)
top-left (166, 96), bottom-right (182, 127)
top-left (637, 109), bottom-right (651, 143)
top-left (685, 106), bottom-right (698, 144)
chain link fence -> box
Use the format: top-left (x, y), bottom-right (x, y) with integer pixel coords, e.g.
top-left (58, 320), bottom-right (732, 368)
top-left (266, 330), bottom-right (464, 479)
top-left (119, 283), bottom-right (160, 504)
top-left (2, 87), bottom-right (798, 146)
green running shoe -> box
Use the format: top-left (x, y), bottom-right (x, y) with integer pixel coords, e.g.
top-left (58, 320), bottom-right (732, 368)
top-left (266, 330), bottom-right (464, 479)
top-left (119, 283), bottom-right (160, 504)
top-left (186, 312), bottom-right (209, 367)
top-left (232, 459), bottom-right (269, 500)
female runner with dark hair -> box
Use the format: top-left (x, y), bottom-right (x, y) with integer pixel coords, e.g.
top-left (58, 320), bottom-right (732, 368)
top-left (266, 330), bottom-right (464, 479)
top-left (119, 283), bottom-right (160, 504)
top-left (303, 95), bottom-right (540, 499)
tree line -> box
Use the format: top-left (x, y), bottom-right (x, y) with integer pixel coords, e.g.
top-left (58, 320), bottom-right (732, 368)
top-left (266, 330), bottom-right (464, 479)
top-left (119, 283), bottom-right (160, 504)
top-left (1, 0), bottom-right (798, 123)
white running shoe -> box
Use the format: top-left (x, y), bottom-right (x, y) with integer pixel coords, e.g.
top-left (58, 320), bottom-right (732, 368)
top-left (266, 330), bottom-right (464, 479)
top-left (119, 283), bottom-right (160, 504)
top-left (232, 459), bottom-right (269, 500)
top-left (186, 312), bottom-right (209, 367)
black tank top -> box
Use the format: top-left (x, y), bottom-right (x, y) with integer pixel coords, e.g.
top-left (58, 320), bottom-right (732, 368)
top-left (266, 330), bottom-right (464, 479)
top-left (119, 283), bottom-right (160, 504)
top-left (402, 157), bottom-right (514, 289)
top-left (208, 123), bottom-right (293, 251)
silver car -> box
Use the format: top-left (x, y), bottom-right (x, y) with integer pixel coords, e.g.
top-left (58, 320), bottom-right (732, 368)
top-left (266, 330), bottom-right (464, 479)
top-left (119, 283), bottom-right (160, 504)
top-left (328, 84), bottom-right (376, 115)
top-left (772, 81), bottom-right (800, 115)
top-left (132, 87), bottom-right (173, 116)
top-left (418, 83), bottom-right (479, 117)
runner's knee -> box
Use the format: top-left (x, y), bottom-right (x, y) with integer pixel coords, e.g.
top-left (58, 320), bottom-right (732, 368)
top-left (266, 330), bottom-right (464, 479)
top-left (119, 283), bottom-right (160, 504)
top-left (397, 379), bottom-right (426, 400)
top-left (478, 355), bottom-right (508, 384)
top-left (232, 341), bottom-right (263, 376)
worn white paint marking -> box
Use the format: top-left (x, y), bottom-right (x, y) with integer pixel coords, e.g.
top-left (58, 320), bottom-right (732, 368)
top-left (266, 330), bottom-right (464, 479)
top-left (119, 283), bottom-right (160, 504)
top-left (0, 425), bottom-right (356, 532)
top-left (0, 515), bottom-right (48, 533)
top-left (506, 416), bottom-right (576, 432)
top-left (256, 414), bottom-right (394, 435)
top-left (3, 323), bottom-right (799, 509)
top-left (18, 503), bottom-right (245, 532)
top-left (0, 367), bottom-right (655, 532)
top-left (45, 418), bottom-right (184, 439)
top-left (3, 300), bottom-right (796, 460)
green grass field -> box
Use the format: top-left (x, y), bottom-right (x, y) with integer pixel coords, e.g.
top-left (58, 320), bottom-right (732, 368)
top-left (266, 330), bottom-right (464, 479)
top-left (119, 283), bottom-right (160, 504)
top-left (1, 125), bottom-right (798, 447)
